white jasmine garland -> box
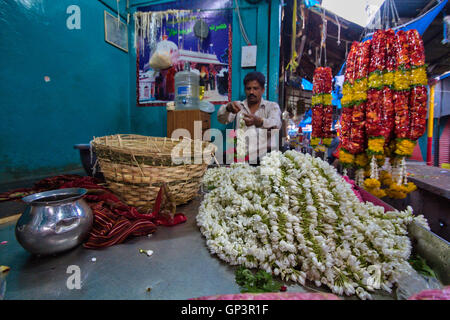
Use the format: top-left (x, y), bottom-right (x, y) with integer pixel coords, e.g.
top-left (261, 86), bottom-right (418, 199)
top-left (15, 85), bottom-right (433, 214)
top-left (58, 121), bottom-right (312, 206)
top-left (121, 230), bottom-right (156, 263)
top-left (236, 117), bottom-right (247, 161)
top-left (196, 150), bottom-right (430, 300)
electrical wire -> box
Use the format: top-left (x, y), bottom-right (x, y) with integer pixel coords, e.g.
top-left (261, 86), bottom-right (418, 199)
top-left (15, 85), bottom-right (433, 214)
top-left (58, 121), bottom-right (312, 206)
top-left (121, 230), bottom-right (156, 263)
top-left (235, 0), bottom-right (252, 46)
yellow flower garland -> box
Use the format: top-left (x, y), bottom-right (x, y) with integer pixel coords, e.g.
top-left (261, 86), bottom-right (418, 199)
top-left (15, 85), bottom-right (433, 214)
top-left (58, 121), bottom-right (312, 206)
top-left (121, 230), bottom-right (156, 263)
top-left (311, 137), bottom-right (321, 147)
top-left (386, 186), bottom-right (407, 199)
top-left (315, 145), bottom-right (326, 153)
top-left (365, 176), bottom-right (387, 198)
top-left (323, 94), bottom-right (332, 106)
top-left (368, 72), bottom-right (383, 89)
top-left (380, 171), bottom-right (393, 186)
top-left (379, 170), bottom-right (417, 199)
top-left (376, 155), bottom-right (386, 167)
top-left (383, 72), bottom-right (394, 87)
top-left (353, 78), bottom-right (368, 102)
top-left (355, 153), bottom-right (369, 168)
top-left (312, 94), bottom-right (333, 106)
top-left (322, 137), bottom-right (332, 147)
top-left (341, 84), bottom-right (353, 105)
top-left (312, 95), bottom-right (322, 106)
top-left (354, 78), bottom-right (368, 92)
top-left (364, 178), bottom-right (381, 189)
top-left (395, 139), bottom-right (416, 157)
top-left (410, 66), bottom-right (428, 86)
top-left (368, 137), bottom-right (385, 154)
top-left (366, 187), bottom-right (387, 199)
top-left (404, 182), bottom-right (417, 193)
top-left (394, 69), bottom-right (411, 91)
top-left (339, 149), bottom-right (354, 166)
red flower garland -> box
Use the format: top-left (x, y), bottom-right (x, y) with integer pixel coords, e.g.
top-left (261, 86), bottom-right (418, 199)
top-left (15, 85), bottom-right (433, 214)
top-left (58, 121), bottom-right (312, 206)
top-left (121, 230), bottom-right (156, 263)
top-left (393, 90), bottom-right (411, 139)
top-left (381, 29), bottom-right (396, 145)
top-left (385, 29), bottom-right (396, 72)
top-left (311, 67), bottom-right (333, 146)
top-left (366, 88), bottom-right (383, 138)
top-left (407, 29), bottom-right (425, 67)
top-left (409, 85), bottom-right (428, 140)
top-left (348, 102), bottom-right (366, 154)
top-left (344, 42), bottom-right (359, 86)
top-left (369, 30), bottom-right (386, 75)
top-left (395, 30), bottom-right (410, 69)
top-left (355, 41), bottom-right (371, 80)
top-left (381, 86), bottom-right (395, 142)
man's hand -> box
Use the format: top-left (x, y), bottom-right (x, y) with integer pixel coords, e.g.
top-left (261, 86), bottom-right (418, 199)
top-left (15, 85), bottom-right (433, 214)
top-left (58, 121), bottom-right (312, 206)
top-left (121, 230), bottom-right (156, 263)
top-left (226, 101), bottom-right (241, 114)
top-left (243, 113), bottom-right (264, 127)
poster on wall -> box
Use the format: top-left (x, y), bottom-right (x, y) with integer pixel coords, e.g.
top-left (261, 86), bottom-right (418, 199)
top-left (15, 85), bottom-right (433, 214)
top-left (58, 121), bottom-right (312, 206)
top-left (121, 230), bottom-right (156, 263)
top-left (135, 0), bottom-right (233, 106)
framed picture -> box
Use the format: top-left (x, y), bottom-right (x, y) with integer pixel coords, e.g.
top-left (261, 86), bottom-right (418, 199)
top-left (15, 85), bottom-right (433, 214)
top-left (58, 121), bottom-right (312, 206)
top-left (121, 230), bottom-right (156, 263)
top-left (135, 0), bottom-right (232, 106)
top-left (104, 10), bottom-right (128, 53)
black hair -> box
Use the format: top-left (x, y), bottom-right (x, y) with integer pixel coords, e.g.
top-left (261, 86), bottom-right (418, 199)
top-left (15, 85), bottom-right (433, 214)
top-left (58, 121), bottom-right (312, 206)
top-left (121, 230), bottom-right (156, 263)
top-left (243, 71), bottom-right (265, 88)
top-left (331, 130), bottom-right (337, 135)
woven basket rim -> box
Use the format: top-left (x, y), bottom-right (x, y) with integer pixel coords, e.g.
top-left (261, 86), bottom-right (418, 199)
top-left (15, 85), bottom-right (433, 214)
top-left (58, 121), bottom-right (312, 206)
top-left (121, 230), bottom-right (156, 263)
top-left (91, 134), bottom-right (217, 158)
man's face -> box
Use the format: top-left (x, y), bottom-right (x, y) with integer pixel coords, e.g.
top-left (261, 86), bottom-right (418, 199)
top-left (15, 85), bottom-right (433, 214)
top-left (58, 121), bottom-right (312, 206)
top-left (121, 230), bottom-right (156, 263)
top-left (245, 80), bottom-right (265, 105)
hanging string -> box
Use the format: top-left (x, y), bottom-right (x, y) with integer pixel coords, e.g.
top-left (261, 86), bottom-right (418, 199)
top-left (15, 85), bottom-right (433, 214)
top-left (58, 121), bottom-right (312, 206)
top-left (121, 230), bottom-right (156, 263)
top-left (117, 0), bottom-right (120, 28)
top-left (286, 0), bottom-right (298, 73)
top-left (319, 9), bottom-right (327, 66)
top-left (335, 14), bottom-right (341, 46)
top-left (301, 3), bottom-right (306, 30)
top-left (235, 0), bottom-right (252, 46)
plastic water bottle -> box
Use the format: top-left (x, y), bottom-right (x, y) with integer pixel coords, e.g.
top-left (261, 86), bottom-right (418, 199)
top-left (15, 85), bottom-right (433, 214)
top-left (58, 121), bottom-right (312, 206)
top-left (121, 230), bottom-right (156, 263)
top-left (174, 62), bottom-right (200, 110)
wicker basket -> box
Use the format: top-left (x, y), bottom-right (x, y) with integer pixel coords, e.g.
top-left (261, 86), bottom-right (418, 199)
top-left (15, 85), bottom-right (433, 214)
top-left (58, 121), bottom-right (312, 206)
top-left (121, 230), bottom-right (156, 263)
top-left (91, 134), bottom-right (217, 211)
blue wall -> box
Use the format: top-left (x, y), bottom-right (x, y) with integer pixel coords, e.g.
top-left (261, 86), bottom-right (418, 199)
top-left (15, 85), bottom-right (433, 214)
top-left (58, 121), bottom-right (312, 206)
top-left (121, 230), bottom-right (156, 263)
top-left (0, 0), bottom-right (130, 182)
top-left (0, 0), bottom-right (281, 182)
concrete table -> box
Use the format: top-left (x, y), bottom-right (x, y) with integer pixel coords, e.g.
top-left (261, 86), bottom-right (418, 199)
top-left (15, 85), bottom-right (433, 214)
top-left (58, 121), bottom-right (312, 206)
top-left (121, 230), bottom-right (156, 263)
top-left (383, 164), bottom-right (450, 241)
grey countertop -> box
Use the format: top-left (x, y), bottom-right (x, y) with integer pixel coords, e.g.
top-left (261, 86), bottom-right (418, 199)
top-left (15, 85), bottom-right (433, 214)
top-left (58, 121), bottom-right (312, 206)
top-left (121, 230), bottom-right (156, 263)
top-left (3, 193), bottom-right (441, 300)
top-left (1, 195), bottom-right (338, 300)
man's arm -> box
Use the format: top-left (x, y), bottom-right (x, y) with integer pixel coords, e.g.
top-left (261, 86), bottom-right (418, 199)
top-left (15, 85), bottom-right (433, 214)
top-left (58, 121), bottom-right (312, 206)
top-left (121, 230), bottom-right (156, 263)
top-left (217, 103), bottom-right (236, 124)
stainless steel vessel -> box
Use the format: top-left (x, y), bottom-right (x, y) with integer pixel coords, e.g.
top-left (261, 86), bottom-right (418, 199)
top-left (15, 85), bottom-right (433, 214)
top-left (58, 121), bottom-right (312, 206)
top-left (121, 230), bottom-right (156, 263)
top-left (15, 188), bottom-right (93, 255)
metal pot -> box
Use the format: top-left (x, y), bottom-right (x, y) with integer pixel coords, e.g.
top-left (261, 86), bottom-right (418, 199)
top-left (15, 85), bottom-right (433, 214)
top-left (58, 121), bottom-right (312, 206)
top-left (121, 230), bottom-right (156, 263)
top-left (15, 188), bottom-right (93, 256)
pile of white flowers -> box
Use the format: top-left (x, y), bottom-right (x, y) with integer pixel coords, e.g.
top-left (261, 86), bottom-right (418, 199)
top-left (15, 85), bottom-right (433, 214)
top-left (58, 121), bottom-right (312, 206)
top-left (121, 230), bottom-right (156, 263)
top-left (196, 150), bottom-right (430, 300)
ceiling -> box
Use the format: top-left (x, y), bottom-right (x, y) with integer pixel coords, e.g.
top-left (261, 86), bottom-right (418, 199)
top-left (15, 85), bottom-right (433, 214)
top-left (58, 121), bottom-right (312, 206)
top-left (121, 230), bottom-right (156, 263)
top-left (281, 0), bottom-right (450, 82)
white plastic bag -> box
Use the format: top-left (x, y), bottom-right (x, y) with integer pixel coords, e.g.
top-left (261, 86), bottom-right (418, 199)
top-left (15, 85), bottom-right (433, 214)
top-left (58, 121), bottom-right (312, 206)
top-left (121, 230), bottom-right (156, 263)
top-left (149, 40), bottom-right (179, 70)
top-left (395, 265), bottom-right (442, 300)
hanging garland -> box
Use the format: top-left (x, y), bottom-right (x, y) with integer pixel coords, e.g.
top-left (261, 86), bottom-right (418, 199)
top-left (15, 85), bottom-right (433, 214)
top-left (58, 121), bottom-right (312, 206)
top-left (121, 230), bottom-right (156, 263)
top-left (339, 42), bottom-right (362, 169)
top-left (349, 41), bottom-right (370, 184)
top-left (385, 29), bottom-right (427, 199)
top-left (364, 30), bottom-right (387, 196)
top-left (389, 30), bottom-right (414, 197)
top-left (311, 67), bottom-right (333, 148)
top-left (338, 28), bottom-right (428, 200)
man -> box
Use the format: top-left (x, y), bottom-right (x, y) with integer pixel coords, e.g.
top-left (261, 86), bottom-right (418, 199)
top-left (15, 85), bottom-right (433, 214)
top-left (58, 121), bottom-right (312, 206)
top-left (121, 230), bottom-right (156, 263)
top-left (217, 71), bottom-right (282, 164)
top-left (327, 130), bottom-right (339, 165)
